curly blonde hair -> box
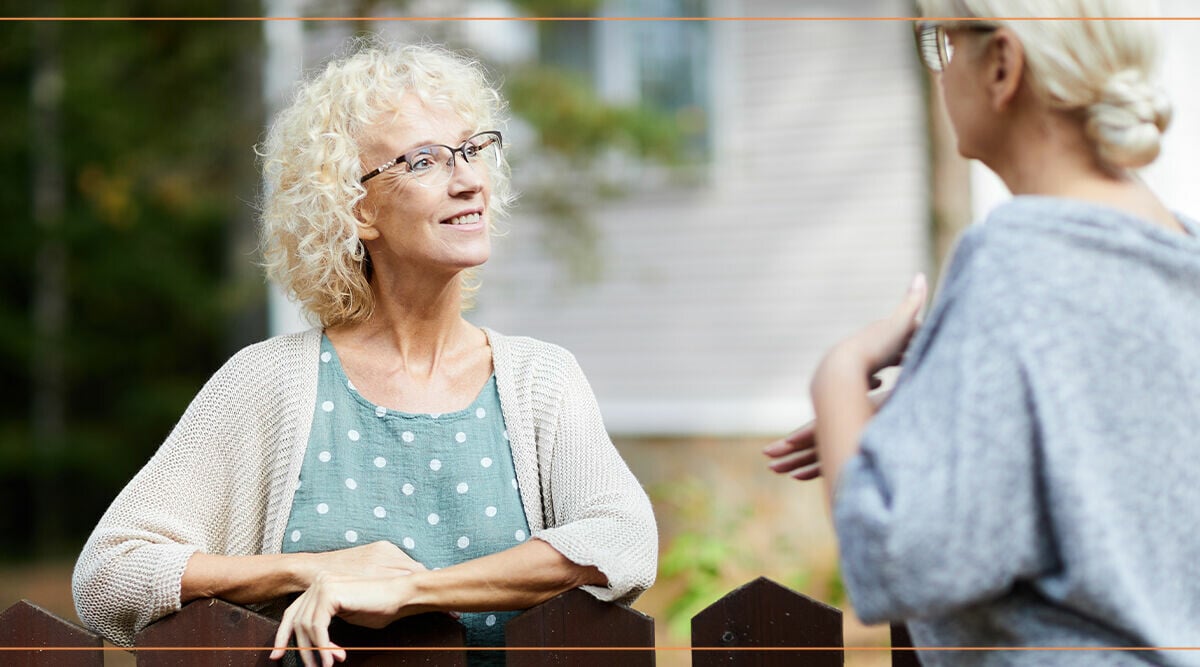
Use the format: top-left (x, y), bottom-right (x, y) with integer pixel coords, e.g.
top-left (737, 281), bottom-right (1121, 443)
top-left (918, 0), bottom-right (1171, 172)
top-left (259, 38), bottom-right (513, 328)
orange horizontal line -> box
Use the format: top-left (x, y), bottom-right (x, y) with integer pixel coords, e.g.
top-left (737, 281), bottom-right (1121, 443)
top-left (2, 646), bottom-right (1198, 652)
top-left (0, 16), bottom-right (1199, 21)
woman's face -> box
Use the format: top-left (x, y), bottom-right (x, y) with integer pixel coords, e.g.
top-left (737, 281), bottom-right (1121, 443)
top-left (356, 96), bottom-right (493, 283)
top-left (939, 29), bottom-right (994, 162)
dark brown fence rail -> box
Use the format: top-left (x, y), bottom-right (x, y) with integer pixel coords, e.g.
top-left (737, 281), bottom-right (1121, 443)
top-left (0, 599), bottom-right (104, 667)
top-left (0, 578), bottom-right (918, 666)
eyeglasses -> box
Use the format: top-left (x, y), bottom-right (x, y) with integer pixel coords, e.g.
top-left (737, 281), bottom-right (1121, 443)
top-left (360, 131), bottom-right (504, 187)
top-left (913, 21), bottom-right (998, 73)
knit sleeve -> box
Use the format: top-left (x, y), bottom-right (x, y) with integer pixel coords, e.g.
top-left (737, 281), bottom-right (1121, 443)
top-left (71, 344), bottom-right (287, 647)
top-left (833, 236), bottom-right (1058, 624)
top-left (531, 351), bottom-right (658, 605)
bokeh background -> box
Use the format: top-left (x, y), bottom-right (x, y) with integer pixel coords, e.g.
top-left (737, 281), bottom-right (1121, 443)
top-left (2, 1), bottom-right (1199, 665)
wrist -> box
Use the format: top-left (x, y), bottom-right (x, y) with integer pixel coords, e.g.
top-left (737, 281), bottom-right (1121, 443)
top-left (284, 552), bottom-right (319, 591)
top-left (812, 343), bottom-right (870, 396)
top-left (394, 570), bottom-right (437, 615)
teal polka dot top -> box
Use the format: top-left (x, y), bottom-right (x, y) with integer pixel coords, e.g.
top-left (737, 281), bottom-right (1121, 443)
top-left (282, 335), bottom-right (531, 664)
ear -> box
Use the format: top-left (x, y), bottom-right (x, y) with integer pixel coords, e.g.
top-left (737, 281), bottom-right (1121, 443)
top-left (984, 28), bottom-right (1025, 112)
top-left (354, 201), bottom-right (382, 241)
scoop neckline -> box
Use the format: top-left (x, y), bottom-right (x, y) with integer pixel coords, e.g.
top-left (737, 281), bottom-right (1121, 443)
top-left (320, 334), bottom-right (496, 421)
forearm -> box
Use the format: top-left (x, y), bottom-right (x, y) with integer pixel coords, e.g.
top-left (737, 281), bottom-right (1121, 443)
top-left (181, 552), bottom-right (316, 605)
top-left (811, 347), bottom-right (876, 508)
top-left (400, 539), bottom-right (607, 614)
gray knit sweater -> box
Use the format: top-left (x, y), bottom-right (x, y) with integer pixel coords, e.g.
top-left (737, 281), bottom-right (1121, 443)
top-left (72, 328), bottom-right (657, 647)
top-left (835, 196), bottom-right (1200, 666)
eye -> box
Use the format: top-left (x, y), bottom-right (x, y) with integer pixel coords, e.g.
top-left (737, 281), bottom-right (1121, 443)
top-left (405, 148), bottom-right (438, 174)
top-left (462, 143), bottom-right (479, 159)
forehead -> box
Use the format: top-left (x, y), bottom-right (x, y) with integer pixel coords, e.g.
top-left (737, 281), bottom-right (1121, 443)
top-left (365, 95), bottom-right (472, 155)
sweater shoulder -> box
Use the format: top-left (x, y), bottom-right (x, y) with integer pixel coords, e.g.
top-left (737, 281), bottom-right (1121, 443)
top-left (488, 330), bottom-right (580, 377)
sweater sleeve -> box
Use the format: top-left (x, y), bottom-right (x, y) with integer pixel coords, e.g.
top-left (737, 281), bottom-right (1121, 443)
top-left (71, 347), bottom-right (283, 647)
top-left (833, 239), bottom-right (1058, 624)
top-left (531, 351), bottom-right (658, 605)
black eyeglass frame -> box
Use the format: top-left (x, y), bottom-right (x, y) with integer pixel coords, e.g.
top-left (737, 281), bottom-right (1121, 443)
top-left (913, 20), bottom-right (999, 73)
top-left (360, 130), bottom-right (504, 184)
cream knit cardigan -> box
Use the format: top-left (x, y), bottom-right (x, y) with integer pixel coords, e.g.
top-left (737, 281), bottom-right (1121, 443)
top-left (72, 328), bottom-right (658, 647)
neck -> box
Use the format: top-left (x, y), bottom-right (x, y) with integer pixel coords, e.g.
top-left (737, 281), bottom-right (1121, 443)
top-left (984, 108), bottom-right (1108, 197)
top-left (329, 269), bottom-right (479, 379)
top-left (980, 108), bottom-right (1180, 232)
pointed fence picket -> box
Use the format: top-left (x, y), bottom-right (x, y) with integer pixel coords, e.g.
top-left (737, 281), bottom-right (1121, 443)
top-left (0, 599), bottom-right (103, 667)
top-left (1, 581), bottom-right (919, 666)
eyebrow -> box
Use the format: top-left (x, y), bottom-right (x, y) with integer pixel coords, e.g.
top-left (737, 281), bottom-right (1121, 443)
top-left (394, 132), bottom-right (478, 156)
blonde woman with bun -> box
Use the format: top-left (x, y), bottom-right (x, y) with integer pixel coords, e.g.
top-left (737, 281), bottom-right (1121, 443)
top-left (72, 40), bottom-right (656, 667)
top-left (766, 1), bottom-right (1200, 663)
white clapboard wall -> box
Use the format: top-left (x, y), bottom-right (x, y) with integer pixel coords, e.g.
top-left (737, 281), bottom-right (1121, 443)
top-left (475, 0), bottom-right (929, 435)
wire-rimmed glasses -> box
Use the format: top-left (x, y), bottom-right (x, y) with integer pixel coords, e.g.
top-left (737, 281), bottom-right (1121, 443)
top-left (360, 131), bottom-right (504, 187)
top-left (913, 21), bottom-right (998, 73)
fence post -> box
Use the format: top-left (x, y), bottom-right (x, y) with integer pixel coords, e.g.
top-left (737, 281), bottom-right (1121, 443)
top-left (0, 599), bottom-right (104, 667)
top-left (890, 623), bottom-right (921, 667)
top-left (691, 576), bottom-right (842, 666)
top-left (506, 588), bottom-right (656, 666)
top-left (135, 598), bottom-right (280, 666)
top-left (327, 613), bottom-right (467, 666)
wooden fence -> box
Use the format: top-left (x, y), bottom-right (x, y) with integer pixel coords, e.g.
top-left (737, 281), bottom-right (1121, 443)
top-left (0, 577), bottom-right (920, 666)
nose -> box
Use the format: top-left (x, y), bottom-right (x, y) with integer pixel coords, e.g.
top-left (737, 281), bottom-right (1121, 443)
top-left (447, 150), bottom-right (485, 195)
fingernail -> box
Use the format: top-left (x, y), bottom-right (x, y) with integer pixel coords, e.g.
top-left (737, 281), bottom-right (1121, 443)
top-left (910, 273), bottom-right (926, 294)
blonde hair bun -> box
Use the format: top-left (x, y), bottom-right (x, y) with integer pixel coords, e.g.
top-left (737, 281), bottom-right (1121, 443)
top-left (1085, 69), bottom-right (1173, 170)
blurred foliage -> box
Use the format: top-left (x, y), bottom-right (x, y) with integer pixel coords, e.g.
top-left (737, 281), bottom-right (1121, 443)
top-left (652, 476), bottom-right (754, 639)
top-left (0, 2), bottom-right (264, 557)
top-left (651, 474), bottom-right (845, 639)
top-left (507, 64), bottom-right (684, 166)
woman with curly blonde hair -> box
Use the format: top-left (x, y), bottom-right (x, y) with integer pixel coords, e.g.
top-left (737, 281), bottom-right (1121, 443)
top-left (767, 0), bottom-right (1199, 664)
top-left (73, 40), bottom-right (656, 667)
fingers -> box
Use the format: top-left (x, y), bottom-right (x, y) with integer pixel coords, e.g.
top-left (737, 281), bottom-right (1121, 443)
top-left (762, 421), bottom-right (815, 458)
top-left (271, 583), bottom-right (346, 667)
top-left (270, 599), bottom-right (299, 661)
top-left (768, 448), bottom-right (818, 473)
top-left (888, 273), bottom-right (927, 339)
top-left (791, 464), bottom-right (822, 481)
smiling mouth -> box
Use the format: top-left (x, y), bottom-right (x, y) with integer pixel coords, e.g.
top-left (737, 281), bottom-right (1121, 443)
top-left (443, 212), bottom-right (482, 225)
